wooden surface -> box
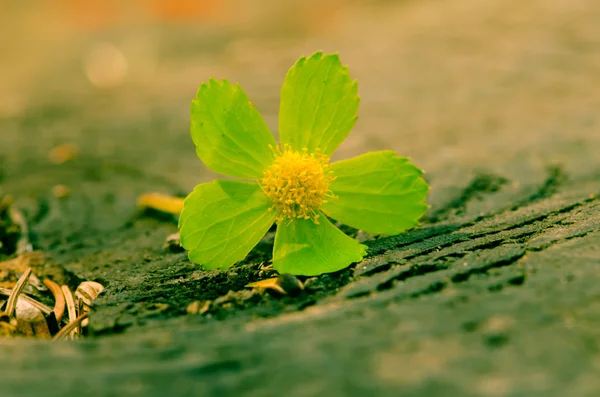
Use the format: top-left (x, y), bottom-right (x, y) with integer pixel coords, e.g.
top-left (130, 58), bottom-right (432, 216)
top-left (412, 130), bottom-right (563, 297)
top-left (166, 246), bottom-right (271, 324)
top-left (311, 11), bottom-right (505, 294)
top-left (1, 1), bottom-right (600, 396)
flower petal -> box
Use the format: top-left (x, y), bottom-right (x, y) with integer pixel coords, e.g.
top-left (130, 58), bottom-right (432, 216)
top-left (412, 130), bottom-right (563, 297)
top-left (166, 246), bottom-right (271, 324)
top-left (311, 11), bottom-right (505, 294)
top-left (322, 151), bottom-right (430, 235)
top-left (273, 216), bottom-right (367, 276)
top-left (179, 180), bottom-right (276, 270)
top-left (279, 52), bottom-right (359, 155)
top-left (191, 79), bottom-right (277, 179)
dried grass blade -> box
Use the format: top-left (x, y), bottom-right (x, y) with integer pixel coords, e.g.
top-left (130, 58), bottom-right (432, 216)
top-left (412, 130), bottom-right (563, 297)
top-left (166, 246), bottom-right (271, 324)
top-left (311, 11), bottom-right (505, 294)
top-left (61, 285), bottom-right (78, 338)
top-left (5, 268), bottom-right (32, 318)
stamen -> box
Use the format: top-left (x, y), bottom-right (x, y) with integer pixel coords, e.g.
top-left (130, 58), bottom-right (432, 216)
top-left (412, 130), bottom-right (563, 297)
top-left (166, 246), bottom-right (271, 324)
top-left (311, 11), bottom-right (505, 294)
top-left (260, 144), bottom-right (336, 223)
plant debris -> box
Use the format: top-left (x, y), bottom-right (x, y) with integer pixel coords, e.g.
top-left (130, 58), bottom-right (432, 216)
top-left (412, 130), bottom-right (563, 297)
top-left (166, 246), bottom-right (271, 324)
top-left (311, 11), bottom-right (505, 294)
top-left (75, 281), bottom-right (104, 327)
top-left (61, 285), bottom-right (78, 338)
top-left (137, 192), bottom-right (184, 215)
top-left (4, 268), bottom-right (32, 318)
top-left (246, 273), bottom-right (304, 296)
top-left (0, 265), bottom-right (104, 339)
top-left (52, 313), bottom-right (88, 342)
top-left (164, 232), bottom-right (184, 252)
top-left (52, 184), bottom-right (71, 199)
top-left (48, 143), bottom-right (79, 164)
top-left (186, 300), bottom-right (211, 315)
top-left (43, 279), bottom-right (65, 321)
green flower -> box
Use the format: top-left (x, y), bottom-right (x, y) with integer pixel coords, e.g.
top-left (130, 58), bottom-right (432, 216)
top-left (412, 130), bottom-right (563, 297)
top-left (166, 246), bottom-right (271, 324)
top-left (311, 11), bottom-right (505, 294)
top-left (179, 52), bottom-right (429, 276)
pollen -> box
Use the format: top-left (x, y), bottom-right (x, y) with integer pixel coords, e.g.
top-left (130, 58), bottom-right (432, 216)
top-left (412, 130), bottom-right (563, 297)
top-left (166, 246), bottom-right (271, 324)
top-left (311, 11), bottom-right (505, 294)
top-left (260, 144), bottom-right (336, 223)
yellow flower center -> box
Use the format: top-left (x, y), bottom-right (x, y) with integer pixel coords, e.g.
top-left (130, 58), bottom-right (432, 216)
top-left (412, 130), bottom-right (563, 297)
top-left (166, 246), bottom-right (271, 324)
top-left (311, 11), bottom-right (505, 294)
top-left (260, 145), bottom-right (336, 223)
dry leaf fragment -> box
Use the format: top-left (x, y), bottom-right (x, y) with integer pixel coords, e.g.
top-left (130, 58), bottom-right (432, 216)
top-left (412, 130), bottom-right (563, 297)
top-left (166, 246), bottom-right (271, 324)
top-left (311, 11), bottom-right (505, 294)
top-left (75, 281), bottom-right (104, 328)
top-left (15, 299), bottom-right (51, 338)
top-left (246, 274), bottom-right (304, 296)
top-left (137, 193), bottom-right (184, 215)
top-left (43, 279), bottom-right (65, 322)
top-left (186, 300), bottom-right (211, 315)
top-left (0, 287), bottom-right (52, 315)
top-left (75, 281), bottom-right (104, 307)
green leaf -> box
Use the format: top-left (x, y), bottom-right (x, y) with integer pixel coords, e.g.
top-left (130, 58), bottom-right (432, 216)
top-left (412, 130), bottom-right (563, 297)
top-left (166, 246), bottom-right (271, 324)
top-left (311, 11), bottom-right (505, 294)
top-left (321, 151), bottom-right (429, 235)
top-left (179, 180), bottom-right (276, 270)
top-left (273, 216), bottom-right (367, 276)
top-left (279, 52), bottom-right (359, 156)
top-left (191, 79), bottom-right (277, 179)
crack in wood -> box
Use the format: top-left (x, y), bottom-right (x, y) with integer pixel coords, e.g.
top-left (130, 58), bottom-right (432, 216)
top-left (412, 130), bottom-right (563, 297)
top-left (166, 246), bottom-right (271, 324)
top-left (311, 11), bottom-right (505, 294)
top-left (341, 196), bottom-right (599, 302)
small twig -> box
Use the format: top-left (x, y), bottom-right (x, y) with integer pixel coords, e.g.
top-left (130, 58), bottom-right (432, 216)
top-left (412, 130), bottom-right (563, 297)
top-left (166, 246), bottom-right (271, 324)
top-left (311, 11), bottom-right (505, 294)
top-left (52, 313), bottom-right (88, 342)
top-left (8, 205), bottom-right (32, 254)
top-left (5, 268), bottom-right (32, 318)
top-left (43, 279), bottom-right (65, 322)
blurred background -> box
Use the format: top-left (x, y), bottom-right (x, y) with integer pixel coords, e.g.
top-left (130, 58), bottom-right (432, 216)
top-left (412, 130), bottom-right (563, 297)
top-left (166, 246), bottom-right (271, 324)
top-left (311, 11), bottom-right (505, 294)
top-left (1, 0), bottom-right (599, 243)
